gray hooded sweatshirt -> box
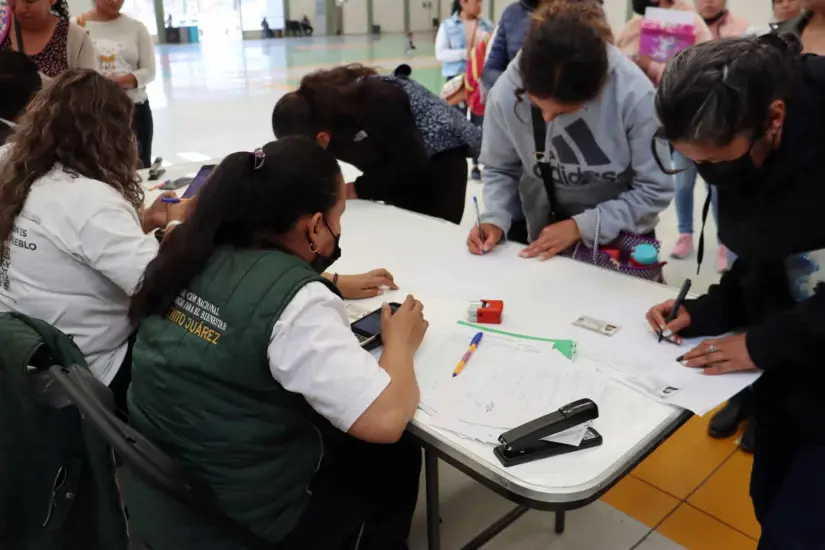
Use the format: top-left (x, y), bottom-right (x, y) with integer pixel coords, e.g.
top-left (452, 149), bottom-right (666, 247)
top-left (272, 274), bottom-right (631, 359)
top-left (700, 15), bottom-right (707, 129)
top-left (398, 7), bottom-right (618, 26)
top-left (480, 45), bottom-right (673, 247)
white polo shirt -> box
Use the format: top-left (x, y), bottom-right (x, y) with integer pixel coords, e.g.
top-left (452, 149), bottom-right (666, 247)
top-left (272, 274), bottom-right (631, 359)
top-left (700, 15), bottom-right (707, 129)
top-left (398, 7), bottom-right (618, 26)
top-left (268, 282), bottom-right (391, 431)
top-left (0, 164), bottom-right (159, 384)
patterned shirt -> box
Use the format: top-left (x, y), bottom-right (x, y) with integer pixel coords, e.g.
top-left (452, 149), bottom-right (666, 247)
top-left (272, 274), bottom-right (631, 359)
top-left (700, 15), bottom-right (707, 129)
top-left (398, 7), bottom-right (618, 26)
top-left (2, 18), bottom-right (69, 78)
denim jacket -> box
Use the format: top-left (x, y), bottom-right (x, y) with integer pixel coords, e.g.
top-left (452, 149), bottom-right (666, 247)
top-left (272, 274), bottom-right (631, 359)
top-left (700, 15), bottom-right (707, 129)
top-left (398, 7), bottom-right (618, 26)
top-left (437, 14), bottom-right (494, 78)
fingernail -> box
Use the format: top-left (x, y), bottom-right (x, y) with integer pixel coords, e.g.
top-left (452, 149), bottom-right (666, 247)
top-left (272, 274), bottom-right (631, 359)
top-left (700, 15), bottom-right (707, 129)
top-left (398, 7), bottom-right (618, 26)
top-left (662, 329), bottom-right (673, 338)
top-left (659, 324), bottom-right (666, 332)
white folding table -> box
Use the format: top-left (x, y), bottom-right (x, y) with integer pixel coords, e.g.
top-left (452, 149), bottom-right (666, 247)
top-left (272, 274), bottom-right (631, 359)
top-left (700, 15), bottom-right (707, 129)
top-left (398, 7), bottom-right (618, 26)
top-left (142, 164), bottom-right (692, 550)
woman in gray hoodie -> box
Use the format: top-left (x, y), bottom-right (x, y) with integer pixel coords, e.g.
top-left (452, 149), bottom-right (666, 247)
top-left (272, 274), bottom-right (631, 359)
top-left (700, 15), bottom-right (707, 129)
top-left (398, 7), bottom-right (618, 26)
top-left (467, 1), bottom-right (673, 260)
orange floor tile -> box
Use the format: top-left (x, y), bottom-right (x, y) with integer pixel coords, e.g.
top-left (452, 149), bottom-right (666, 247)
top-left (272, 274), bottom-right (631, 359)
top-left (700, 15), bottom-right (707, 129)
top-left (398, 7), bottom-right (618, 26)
top-left (657, 504), bottom-right (757, 550)
top-left (601, 475), bottom-right (680, 528)
top-left (632, 414), bottom-right (739, 499)
top-left (689, 451), bottom-right (761, 540)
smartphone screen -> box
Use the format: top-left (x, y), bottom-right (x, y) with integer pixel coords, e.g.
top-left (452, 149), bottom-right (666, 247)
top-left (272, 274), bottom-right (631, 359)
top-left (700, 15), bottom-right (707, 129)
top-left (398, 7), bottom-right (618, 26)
top-left (181, 165), bottom-right (216, 199)
top-left (351, 303), bottom-right (400, 336)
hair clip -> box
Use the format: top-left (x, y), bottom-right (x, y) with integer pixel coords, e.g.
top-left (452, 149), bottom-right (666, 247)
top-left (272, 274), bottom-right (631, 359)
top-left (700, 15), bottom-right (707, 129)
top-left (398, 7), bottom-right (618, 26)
top-left (253, 148), bottom-right (265, 170)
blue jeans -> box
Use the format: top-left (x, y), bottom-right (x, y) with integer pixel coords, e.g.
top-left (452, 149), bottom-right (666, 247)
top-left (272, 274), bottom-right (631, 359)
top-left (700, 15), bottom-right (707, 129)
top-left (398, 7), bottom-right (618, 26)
top-left (673, 150), bottom-right (720, 241)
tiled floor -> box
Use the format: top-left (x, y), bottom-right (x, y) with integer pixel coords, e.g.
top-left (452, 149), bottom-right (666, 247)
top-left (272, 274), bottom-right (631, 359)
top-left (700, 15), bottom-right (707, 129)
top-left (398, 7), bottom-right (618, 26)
top-left (145, 34), bottom-right (760, 549)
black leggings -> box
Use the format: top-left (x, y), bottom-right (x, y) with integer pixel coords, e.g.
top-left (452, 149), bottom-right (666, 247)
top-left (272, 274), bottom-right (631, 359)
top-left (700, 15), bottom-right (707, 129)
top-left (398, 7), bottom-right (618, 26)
top-left (132, 101), bottom-right (154, 169)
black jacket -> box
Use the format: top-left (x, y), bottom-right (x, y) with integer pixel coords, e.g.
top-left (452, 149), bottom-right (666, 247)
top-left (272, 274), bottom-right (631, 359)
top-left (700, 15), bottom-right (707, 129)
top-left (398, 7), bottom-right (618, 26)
top-left (682, 55), bottom-right (825, 439)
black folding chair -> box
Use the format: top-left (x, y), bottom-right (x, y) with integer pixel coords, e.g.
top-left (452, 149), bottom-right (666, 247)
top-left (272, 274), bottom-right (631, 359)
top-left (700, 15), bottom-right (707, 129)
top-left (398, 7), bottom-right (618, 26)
top-left (48, 365), bottom-right (276, 550)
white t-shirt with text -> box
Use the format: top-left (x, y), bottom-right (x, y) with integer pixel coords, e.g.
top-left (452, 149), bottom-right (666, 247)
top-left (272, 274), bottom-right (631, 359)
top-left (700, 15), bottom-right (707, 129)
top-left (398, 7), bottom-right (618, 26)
top-left (0, 165), bottom-right (158, 384)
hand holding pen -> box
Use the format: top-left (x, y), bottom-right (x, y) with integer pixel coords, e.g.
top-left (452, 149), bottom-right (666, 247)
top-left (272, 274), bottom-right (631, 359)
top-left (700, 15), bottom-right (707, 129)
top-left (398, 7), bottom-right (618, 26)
top-left (645, 279), bottom-right (692, 345)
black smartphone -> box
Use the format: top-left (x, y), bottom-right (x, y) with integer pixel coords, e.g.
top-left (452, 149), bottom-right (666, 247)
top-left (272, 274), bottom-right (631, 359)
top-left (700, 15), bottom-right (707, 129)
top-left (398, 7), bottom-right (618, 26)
top-left (493, 427), bottom-right (603, 468)
top-left (351, 302), bottom-right (400, 350)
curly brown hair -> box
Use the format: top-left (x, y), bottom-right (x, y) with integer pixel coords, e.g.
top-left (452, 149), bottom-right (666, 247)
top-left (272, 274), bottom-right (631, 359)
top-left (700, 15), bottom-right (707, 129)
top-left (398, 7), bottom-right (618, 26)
top-left (0, 69), bottom-right (142, 256)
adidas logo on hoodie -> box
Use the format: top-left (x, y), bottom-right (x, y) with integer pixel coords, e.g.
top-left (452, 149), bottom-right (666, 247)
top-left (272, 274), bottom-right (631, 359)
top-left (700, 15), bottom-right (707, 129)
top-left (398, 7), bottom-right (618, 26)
top-left (532, 118), bottom-right (619, 186)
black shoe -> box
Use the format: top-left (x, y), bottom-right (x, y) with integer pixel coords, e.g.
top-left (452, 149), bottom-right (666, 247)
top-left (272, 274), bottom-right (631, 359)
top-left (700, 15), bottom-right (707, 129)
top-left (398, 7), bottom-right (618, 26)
top-left (739, 421), bottom-right (755, 454)
top-left (471, 167), bottom-right (482, 181)
top-left (708, 389), bottom-right (753, 439)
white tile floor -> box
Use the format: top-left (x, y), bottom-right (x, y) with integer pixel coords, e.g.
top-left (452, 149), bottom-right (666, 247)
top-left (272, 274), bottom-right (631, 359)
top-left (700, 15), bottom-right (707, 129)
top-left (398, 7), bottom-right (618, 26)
top-left (142, 37), bottom-right (733, 549)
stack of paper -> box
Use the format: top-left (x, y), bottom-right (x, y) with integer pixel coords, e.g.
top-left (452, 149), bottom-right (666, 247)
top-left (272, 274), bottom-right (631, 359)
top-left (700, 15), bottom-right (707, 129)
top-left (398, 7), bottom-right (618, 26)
top-left (414, 325), bottom-right (605, 447)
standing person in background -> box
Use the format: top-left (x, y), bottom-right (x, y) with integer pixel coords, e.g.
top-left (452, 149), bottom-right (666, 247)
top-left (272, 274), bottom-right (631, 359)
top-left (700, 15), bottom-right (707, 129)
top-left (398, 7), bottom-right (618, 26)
top-left (617, 1), bottom-right (712, 85)
top-left (669, 0), bottom-right (748, 271)
top-left (436, 0), bottom-right (492, 181)
top-left (468, 2), bottom-right (673, 259)
top-left (482, 0), bottom-right (604, 90)
top-left (272, 64), bottom-right (481, 225)
top-left (78, 0), bottom-right (157, 168)
top-left (774, 0), bottom-right (825, 54)
top-left (0, 50), bottom-right (41, 145)
top-left (2, 0), bottom-right (97, 79)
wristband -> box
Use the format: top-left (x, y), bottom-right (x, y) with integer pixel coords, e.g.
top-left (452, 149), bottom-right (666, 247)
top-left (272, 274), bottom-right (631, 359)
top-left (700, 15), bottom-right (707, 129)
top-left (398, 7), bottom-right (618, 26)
top-left (332, 273), bottom-right (339, 286)
top-left (165, 220), bottom-right (183, 231)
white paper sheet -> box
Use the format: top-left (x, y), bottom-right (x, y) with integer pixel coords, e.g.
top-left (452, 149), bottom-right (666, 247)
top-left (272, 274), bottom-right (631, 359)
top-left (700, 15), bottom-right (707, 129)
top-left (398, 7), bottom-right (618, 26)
top-left (415, 326), bottom-right (606, 446)
top-left (568, 300), bottom-right (761, 415)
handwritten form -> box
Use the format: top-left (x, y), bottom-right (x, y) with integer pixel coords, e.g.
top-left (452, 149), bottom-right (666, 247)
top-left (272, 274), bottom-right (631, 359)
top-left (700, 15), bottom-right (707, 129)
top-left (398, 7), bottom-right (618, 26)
top-left (568, 300), bottom-right (762, 415)
top-left (414, 326), bottom-right (605, 447)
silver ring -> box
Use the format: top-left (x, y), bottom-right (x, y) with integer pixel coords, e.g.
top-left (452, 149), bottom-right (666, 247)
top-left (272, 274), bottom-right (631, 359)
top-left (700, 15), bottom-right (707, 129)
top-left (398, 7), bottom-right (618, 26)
top-left (708, 344), bottom-right (718, 353)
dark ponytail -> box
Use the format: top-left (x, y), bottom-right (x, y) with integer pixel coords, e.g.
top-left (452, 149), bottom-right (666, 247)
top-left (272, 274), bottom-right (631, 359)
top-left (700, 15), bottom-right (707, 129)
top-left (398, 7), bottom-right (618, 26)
top-left (129, 137), bottom-right (341, 322)
top-left (656, 33), bottom-right (803, 146)
top-left (451, 0), bottom-right (461, 15)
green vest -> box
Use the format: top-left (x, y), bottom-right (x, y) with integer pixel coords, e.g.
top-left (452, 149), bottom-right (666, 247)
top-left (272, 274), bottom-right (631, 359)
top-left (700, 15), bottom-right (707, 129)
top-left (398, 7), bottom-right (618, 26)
top-left (129, 248), bottom-right (343, 545)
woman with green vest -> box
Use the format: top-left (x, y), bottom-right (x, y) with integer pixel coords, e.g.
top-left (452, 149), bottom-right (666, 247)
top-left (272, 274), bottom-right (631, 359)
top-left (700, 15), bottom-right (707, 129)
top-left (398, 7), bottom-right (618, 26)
top-left (127, 136), bottom-right (428, 550)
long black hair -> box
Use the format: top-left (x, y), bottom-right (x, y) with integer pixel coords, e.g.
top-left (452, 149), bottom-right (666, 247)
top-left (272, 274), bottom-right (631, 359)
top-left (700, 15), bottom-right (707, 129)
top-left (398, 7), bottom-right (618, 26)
top-left (656, 33), bottom-right (802, 146)
top-left (129, 137), bottom-right (341, 322)
top-left (518, 1), bottom-right (612, 105)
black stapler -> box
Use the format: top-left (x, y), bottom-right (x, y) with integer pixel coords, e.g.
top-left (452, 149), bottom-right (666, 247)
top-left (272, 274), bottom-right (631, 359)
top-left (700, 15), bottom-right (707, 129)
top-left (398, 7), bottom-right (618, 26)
top-left (494, 399), bottom-right (602, 467)
top-left (147, 157), bottom-right (166, 181)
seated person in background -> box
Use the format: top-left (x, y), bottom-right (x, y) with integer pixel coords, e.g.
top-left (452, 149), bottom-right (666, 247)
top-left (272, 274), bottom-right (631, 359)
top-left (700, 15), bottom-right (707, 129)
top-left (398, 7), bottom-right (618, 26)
top-left (468, 2), bottom-right (672, 259)
top-left (127, 137), bottom-right (427, 550)
top-left (0, 50), bottom-right (41, 144)
top-left (272, 64), bottom-right (482, 225)
top-left (301, 15), bottom-right (313, 35)
top-left (0, 69), bottom-right (184, 415)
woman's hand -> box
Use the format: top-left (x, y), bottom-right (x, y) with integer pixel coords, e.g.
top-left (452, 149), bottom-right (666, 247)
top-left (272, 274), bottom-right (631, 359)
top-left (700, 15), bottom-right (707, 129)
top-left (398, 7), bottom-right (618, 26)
top-left (646, 299), bottom-right (692, 344)
top-left (680, 334), bottom-right (758, 375)
top-left (335, 269), bottom-right (398, 300)
top-left (634, 55), bottom-right (654, 73)
top-left (467, 223), bottom-right (503, 255)
top-left (107, 73), bottom-right (138, 89)
top-left (519, 220), bottom-right (580, 260)
top-left (141, 192), bottom-right (181, 233)
top-left (381, 295), bottom-right (428, 354)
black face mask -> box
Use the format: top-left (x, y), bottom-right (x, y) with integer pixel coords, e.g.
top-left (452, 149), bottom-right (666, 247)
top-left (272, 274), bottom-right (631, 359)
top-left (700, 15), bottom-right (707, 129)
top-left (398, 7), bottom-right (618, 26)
top-left (632, 0), bottom-right (659, 15)
top-left (693, 140), bottom-right (758, 191)
top-left (309, 219), bottom-right (342, 274)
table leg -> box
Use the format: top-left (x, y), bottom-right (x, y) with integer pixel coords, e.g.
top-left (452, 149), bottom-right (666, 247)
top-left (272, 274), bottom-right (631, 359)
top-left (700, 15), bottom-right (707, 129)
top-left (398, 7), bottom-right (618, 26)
top-left (554, 510), bottom-right (566, 534)
top-left (425, 449), bottom-right (441, 550)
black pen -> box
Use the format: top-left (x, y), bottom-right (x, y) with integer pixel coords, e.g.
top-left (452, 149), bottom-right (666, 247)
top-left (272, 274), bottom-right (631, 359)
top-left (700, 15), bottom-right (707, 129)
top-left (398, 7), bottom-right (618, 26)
top-left (659, 278), bottom-right (692, 343)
